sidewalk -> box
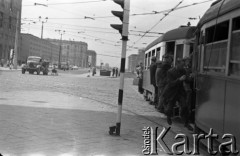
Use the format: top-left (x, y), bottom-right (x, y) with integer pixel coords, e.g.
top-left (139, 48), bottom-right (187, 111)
top-left (0, 90), bottom-right (171, 156)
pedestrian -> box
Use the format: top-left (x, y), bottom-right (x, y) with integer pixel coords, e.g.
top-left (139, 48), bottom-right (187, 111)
top-left (162, 58), bottom-right (192, 130)
top-left (149, 56), bottom-right (158, 106)
top-left (137, 62), bottom-right (144, 94)
top-left (112, 67), bottom-right (115, 77)
top-left (156, 54), bottom-right (173, 112)
top-left (115, 68), bottom-right (118, 77)
top-left (92, 67), bottom-right (96, 76)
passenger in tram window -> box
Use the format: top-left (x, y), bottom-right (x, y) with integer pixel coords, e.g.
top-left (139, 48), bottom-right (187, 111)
top-left (149, 56), bottom-right (158, 107)
top-left (137, 62), bottom-right (144, 94)
top-left (162, 58), bottom-right (193, 131)
top-left (156, 54), bottom-right (173, 113)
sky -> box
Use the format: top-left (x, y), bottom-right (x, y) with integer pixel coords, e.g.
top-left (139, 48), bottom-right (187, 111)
top-left (21, 0), bottom-right (215, 67)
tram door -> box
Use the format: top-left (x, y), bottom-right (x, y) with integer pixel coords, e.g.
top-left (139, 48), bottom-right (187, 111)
top-left (175, 44), bottom-right (184, 65)
top-left (165, 41), bottom-right (175, 56)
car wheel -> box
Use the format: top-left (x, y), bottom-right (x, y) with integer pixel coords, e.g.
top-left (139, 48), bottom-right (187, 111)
top-left (22, 69), bottom-right (25, 74)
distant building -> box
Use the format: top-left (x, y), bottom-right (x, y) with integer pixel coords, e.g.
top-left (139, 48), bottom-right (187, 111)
top-left (47, 39), bottom-right (88, 67)
top-left (136, 48), bottom-right (145, 65)
top-left (87, 50), bottom-right (97, 67)
top-left (128, 54), bottom-right (138, 72)
top-left (19, 34), bottom-right (59, 63)
top-left (0, 0), bottom-right (22, 64)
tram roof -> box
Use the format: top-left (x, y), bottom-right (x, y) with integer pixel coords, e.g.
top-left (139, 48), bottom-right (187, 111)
top-left (198, 0), bottom-right (240, 27)
top-left (145, 35), bottom-right (164, 52)
top-left (162, 26), bottom-right (196, 42)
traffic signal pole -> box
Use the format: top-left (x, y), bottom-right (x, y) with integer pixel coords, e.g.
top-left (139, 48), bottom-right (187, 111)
top-left (109, 0), bottom-right (130, 136)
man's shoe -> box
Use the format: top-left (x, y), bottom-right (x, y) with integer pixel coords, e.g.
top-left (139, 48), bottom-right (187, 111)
top-left (167, 116), bottom-right (172, 125)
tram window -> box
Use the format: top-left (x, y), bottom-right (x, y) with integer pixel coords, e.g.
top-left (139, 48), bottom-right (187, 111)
top-left (205, 21), bottom-right (229, 43)
top-left (152, 49), bottom-right (155, 56)
top-left (156, 47), bottom-right (161, 60)
top-left (166, 41), bottom-right (175, 56)
top-left (145, 54), bottom-right (147, 69)
top-left (229, 30), bottom-right (240, 76)
top-left (233, 16), bottom-right (240, 31)
top-left (176, 44), bottom-right (184, 61)
top-left (203, 42), bottom-right (227, 73)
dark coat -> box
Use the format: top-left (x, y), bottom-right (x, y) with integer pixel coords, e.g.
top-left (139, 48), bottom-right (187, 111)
top-left (162, 67), bottom-right (186, 101)
top-left (156, 63), bottom-right (171, 88)
top-left (150, 62), bottom-right (157, 86)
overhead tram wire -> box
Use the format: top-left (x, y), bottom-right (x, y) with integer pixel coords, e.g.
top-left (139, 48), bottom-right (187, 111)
top-left (23, 0), bottom-right (107, 6)
top-left (23, 0), bottom-right (214, 18)
top-left (130, 0), bottom-right (184, 48)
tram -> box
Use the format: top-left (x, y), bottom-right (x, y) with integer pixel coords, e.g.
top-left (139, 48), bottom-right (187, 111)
top-left (194, 0), bottom-right (240, 150)
top-left (142, 26), bottom-right (195, 102)
top-left (141, 0), bottom-right (240, 151)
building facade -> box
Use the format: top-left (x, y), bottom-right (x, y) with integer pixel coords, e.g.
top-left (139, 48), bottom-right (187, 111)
top-left (87, 50), bottom-right (97, 67)
top-left (136, 48), bottom-right (145, 65)
top-left (128, 54), bottom-right (138, 72)
top-left (20, 34), bottom-right (59, 63)
top-left (47, 39), bottom-right (88, 67)
top-left (0, 0), bottom-right (22, 64)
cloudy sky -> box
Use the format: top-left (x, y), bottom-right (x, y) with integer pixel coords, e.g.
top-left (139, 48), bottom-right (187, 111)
top-left (21, 0), bottom-right (214, 67)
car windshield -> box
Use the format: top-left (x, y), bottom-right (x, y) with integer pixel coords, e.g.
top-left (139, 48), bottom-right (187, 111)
top-left (27, 58), bottom-right (40, 62)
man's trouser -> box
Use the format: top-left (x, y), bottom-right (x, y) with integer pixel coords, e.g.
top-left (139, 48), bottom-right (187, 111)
top-left (166, 95), bottom-right (190, 125)
top-left (157, 86), bottom-right (165, 111)
top-left (138, 78), bottom-right (143, 93)
top-left (153, 85), bottom-right (158, 106)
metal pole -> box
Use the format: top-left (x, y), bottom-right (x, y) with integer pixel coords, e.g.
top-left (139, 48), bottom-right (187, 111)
top-left (58, 34), bottom-right (62, 69)
top-left (13, 11), bottom-right (19, 69)
top-left (109, 0), bottom-right (130, 136)
top-left (41, 21), bottom-right (43, 39)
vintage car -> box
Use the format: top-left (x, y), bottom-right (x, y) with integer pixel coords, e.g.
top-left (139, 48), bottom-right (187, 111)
top-left (22, 56), bottom-right (49, 75)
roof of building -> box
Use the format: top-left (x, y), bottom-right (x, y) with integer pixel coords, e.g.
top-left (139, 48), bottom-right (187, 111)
top-left (162, 26), bottom-right (196, 42)
top-left (198, 0), bottom-right (240, 27)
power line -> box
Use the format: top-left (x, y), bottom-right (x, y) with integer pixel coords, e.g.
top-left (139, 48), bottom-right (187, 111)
top-left (23, 0), bottom-right (108, 6)
top-left (131, 0), bottom-right (184, 48)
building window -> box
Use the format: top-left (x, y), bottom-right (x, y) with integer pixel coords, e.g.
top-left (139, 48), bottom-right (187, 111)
top-left (0, 12), bottom-right (3, 28)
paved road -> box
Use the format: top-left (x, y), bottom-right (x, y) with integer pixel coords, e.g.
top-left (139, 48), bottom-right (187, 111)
top-left (0, 70), bottom-right (206, 156)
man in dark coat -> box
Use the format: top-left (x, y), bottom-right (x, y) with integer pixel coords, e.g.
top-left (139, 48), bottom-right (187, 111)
top-left (156, 54), bottom-right (173, 112)
top-left (162, 58), bottom-right (190, 129)
top-left (149, 56), bottom-right (158, 106)
top-left (137, 62), bottom-right (144, 94)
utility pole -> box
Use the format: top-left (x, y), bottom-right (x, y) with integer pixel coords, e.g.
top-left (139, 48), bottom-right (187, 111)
top-left (13, 11), bottom-right (20, 69)
top-left (55, 30), bottom-right (65, 69)
top-left (39, 16), bottom-right (48, 39)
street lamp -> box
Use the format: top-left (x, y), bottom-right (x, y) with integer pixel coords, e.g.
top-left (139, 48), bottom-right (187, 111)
top-left (39, 16), bottom-right (48, 39)
top-left (55, 29), bottom-right (65, 69)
